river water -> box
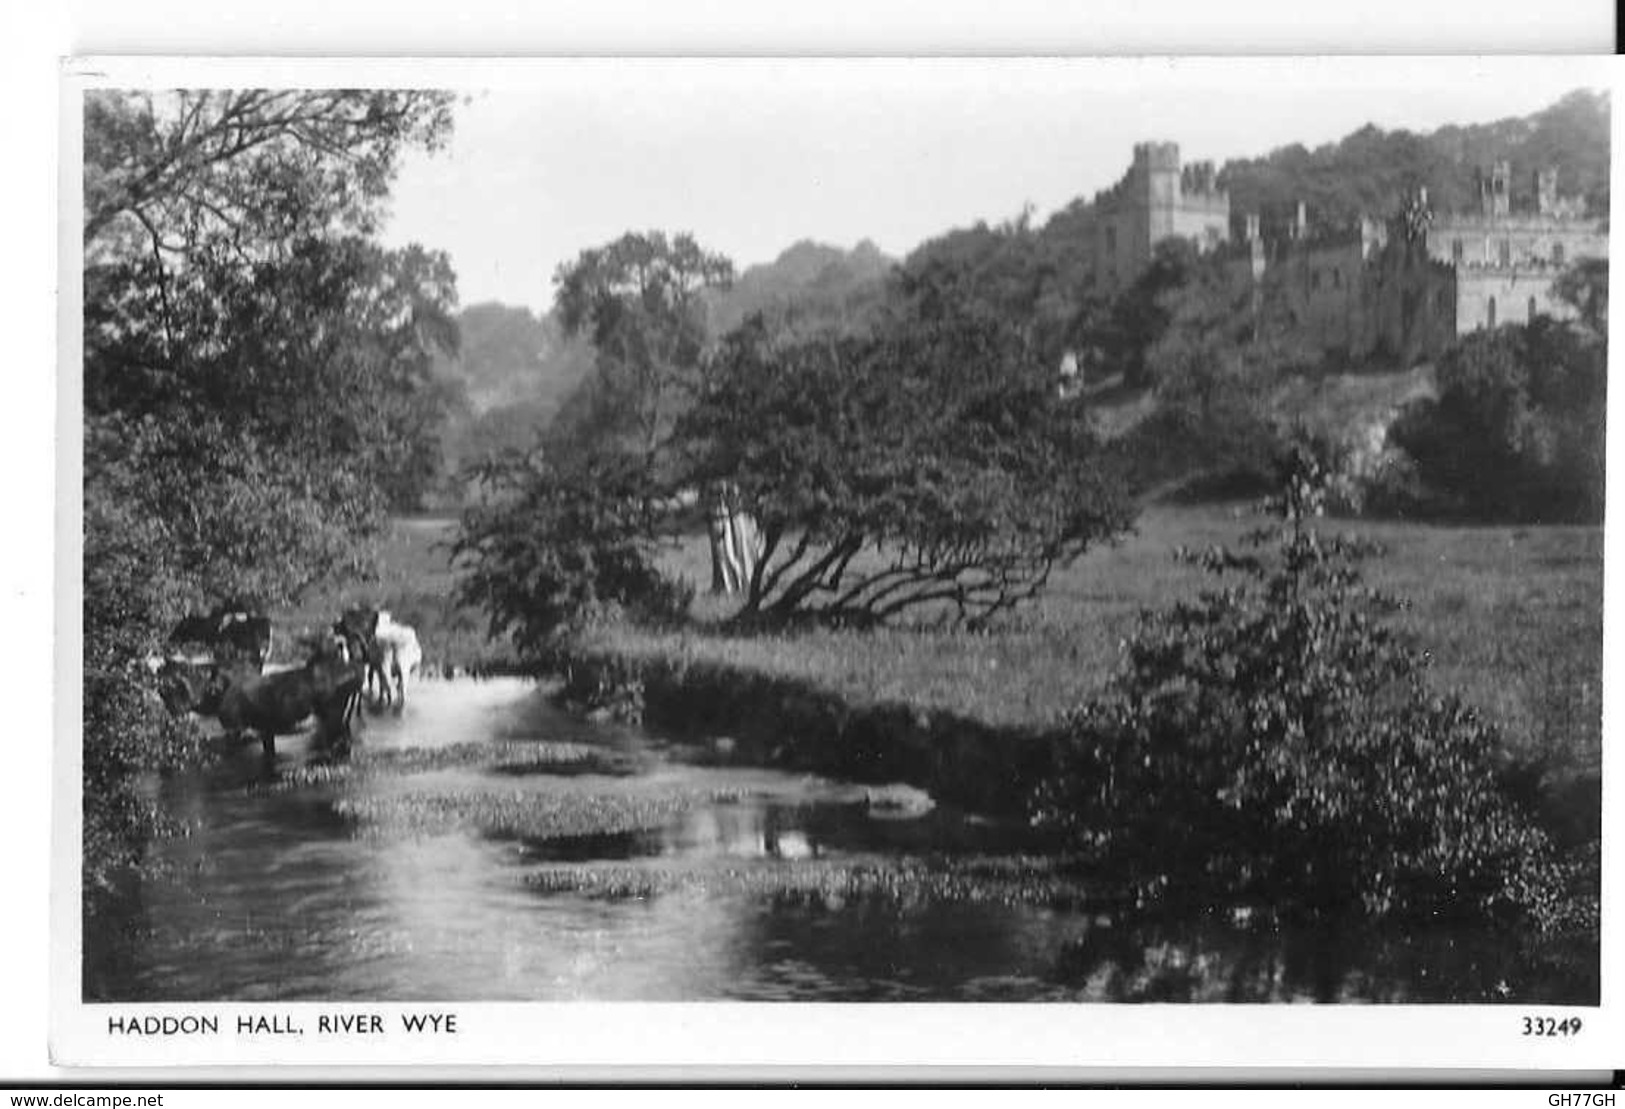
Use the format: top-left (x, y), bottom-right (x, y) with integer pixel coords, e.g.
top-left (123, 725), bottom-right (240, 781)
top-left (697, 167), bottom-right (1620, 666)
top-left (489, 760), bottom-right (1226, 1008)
top-left (96, 678), bottom-right (1594, 1003)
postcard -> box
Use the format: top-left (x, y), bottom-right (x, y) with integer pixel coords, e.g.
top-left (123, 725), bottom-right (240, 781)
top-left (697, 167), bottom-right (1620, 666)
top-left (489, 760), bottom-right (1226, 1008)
top-left (53, 55), bottom-right (1622, 1071)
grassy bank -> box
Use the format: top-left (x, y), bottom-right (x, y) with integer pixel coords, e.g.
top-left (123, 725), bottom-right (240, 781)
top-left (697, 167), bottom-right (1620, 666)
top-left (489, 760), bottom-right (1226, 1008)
top-left (581, 502), bottom-right (1601, 777)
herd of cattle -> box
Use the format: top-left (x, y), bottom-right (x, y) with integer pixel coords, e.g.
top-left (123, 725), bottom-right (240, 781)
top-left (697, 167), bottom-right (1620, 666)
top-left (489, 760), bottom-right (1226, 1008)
top-left (146, 603), bottom-right (424, 755)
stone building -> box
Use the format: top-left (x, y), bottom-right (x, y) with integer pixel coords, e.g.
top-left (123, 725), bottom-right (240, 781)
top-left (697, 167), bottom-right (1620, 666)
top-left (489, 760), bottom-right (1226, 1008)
top-left (1427, 161), bottom-right (1608, 333)
top-left (1071, 142), bottom-right (1605, 370)
top-left (1240, 161), bottom-right (1604, 366)
top-left (1087, 141), bottom-right (1231, 288)
top-left (1246, 194), bottom-right (1457, 366)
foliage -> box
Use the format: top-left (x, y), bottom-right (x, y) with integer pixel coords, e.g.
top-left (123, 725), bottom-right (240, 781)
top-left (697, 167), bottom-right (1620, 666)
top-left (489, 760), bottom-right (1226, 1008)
top-left (549, 230), bottom-right (735, 460)
top-left (1552, 256), bottom-right (1608, 334)
top-left (1388, 316), bottom-right (1605, 523)
top-left (82, 88), bottom-right (456, 941)
top-left (1031, 444), bottom-right (1574, 930)
top-left (707, 239), bottom-right (893, 340)
top-left (452, 450), bottom-right (693, 655)
top-left (675, 314), bottom-right (1134, 627)
top-left (1100, 239), bottom-right (1203, 388)
top-left (890, 208), bottom-right (1101, 373)
top-left (1218, 89), bottom-right (1610, 240)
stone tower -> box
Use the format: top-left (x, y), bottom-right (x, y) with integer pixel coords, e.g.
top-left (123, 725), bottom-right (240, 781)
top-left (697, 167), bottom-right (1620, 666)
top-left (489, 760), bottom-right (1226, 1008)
top-left (1479, 160), bottom-right (1511, 220)
top-left (1135, 141), bottom-right (1181, 243)
top-left (1536, 167), bottom-right (1560, 216)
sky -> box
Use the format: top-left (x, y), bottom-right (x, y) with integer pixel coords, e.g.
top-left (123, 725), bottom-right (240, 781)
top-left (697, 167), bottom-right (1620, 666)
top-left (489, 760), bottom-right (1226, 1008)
top-left (378, 58), bottom-right (1615, 316)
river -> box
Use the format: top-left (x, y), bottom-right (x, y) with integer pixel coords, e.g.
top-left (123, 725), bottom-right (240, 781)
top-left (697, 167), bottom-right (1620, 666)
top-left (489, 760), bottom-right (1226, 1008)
top-left (92, 678), bottom-right (1594, 1003)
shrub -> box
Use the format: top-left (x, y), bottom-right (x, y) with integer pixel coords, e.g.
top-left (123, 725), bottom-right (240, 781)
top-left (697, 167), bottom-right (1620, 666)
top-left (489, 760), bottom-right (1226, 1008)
top-left (453, 449), bottom-right (695, 658)
top-left (1388, 318), bottom-right (1604, 523)
top-left (1031, 442), bottom-right (1573, 930)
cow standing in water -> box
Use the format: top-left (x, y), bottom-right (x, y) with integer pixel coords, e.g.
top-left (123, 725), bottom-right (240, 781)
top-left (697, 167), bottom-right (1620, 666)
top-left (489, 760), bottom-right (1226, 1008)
top-left (215, 640), bottom-right (365, 756)
top-left (372, 611), bottom-right (423, 710)
top-left (332, 606), bottom-right (423, 711)
top-left (168, 605), bottom-right (273, 671)
top-left (151, 604), bottom-right (274, 717)
top-left (333, 606), bottom-right (388, 704)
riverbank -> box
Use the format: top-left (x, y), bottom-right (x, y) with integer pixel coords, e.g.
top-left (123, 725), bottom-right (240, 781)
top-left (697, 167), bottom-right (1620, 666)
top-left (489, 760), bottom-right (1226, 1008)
top-left (557, 499), bottom-right (1603, 834)
top-left (556, 645), bottom-right (1063, 816)
top-left (293, 502), bottom-right (1602, 824)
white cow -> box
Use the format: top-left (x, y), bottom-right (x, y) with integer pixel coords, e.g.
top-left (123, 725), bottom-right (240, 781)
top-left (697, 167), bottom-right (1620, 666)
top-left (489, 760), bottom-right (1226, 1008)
top-left (372, 610), bottom-right (423, 710)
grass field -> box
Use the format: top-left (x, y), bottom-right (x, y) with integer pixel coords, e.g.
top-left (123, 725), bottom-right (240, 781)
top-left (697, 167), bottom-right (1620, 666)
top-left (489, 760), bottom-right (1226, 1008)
top-left (277, 499), bottom-right (1602, 778)
top-left (587, 501), bottom-right (1603, 775)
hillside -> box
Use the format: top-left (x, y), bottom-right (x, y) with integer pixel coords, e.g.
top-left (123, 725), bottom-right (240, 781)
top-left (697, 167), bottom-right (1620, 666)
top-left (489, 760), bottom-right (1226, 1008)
top-left (1218, 88), bottom-right (1610, 239)
top-left (706, 238), bottom-right (895, 337)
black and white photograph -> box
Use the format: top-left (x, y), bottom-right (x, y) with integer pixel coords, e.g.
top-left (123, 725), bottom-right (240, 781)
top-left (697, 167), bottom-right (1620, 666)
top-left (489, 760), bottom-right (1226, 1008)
top-left (54, 56), bottom-right (1621, 1069)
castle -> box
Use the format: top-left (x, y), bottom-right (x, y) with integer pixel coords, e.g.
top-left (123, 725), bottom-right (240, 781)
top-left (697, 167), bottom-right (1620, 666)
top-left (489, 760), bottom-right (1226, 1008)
top-left (1078, 141), bottom-right (1608, 366)
top-left (1086, 142), bottom-right (1232, 288)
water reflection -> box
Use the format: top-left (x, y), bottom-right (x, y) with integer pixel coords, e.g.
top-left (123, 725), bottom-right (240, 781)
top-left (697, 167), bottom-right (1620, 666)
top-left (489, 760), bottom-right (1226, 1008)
top-left (94, 678), bottom-right (1597, 1004)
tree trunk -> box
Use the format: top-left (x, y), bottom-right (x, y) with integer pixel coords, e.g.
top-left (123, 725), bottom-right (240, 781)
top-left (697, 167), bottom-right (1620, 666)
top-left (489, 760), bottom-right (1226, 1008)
top-left (706, 482), bottom-right (762, 595)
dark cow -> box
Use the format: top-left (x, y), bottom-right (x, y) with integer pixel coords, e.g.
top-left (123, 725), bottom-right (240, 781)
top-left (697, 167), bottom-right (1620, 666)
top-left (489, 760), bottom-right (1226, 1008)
top-left (169, 605), bottom-right (273, 672)
top-left (215, 641), bottom-right (365, 756)
top-left (333, 606), bottom-right (388, 703)
top-left (155, 658), bottom-right (235, 718)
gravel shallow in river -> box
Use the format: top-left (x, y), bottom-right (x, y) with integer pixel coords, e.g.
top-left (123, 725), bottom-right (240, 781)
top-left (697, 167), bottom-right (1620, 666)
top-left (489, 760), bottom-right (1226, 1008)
top-left (523, 855), bottom-right (1096, 909)
top-left (250, 741), bottom-right (636, 792)
top-left (333, 786), bottom-right (753, 840)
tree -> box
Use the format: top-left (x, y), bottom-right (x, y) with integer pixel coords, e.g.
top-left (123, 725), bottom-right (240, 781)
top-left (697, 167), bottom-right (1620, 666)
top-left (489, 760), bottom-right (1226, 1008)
top-left (82, 88), bottom-right (456, 990)
top-left (453, 448), bottom-right (693, 657)
top-left (1031, 445), bottom-right (1575, 935)
top-left (548, 231), bottom-right (758, 593)
top-left (1388, 317), bottom-right (1605, 523)
top-left (550, 231), bottom-right (734, 459)
top-left (1553, 256), bottom-right (1608, 334)
top-left (1100, 238), bottom-right (1202, 389)
top-left (674, 315), bottom-right (1133, 627)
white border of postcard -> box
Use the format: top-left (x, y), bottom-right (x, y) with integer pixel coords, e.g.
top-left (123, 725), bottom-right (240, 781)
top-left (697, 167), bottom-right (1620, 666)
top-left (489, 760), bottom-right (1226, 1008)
top-left (52, 54), bottom-right (1625, 1071)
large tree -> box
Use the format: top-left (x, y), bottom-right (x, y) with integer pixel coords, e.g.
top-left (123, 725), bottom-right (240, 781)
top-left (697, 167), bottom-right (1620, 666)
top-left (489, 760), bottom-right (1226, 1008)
top-left (673, 315), bottom-right (1133, 627)
top-left (82, 88), bottom-right (457, 987)
top-left (547, 231), bottom-right (754, 592)
top-left (550, 231), bottom-right (734, 460)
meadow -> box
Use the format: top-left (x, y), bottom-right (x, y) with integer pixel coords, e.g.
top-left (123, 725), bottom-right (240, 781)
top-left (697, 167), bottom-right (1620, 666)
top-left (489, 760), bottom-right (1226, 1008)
top-left (318, 499), bottom-right (1603, 784)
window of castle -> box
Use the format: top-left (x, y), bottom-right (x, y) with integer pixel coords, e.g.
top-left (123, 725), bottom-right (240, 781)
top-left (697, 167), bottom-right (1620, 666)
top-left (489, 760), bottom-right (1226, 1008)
top-left (1488, 296), bottom-right (1497, 329)
top-left (1451, 239), bottom-right (1463, 263)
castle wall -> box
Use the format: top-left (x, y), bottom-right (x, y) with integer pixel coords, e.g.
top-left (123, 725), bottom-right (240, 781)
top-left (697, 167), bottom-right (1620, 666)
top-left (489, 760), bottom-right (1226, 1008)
top-left (1427, 215), bottom-right (1607, 271)
top-left (1262, 233), bottom-right (1455, 367)
top-left (1455, 268), bottom-right (1577, 333)
top-left (1271, 240), bottom-right (1367, 357)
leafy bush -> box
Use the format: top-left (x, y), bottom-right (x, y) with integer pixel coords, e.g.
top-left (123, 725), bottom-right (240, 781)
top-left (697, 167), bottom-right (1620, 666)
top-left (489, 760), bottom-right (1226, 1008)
top-left (1032, 443), bottom-right (1574, 930)
top-left (453, 450), bottom-right (695, 657)
top-left (1388, 317), bottom-right (1604, 523)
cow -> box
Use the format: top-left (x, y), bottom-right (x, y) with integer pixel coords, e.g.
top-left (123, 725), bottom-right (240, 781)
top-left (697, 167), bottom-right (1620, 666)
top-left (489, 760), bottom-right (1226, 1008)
top-left (152, 656), bottom-right (235, 718)
top-left (168, 605), bottom-right (273, 673)
top-left (371, 611), bottom-right (423, 710)
top-left (332, 606), bottom-right (388, 703)
top-left (214, 640), bottom-right (365, 756)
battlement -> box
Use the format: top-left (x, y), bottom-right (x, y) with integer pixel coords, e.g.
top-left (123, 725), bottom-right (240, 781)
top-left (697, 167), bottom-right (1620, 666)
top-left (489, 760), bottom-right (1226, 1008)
top-left (1133, 141), bottom-right (1181, 172)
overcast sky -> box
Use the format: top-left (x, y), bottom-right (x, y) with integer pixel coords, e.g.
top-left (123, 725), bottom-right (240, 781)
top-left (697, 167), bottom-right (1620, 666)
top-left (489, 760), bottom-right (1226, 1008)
top-left (377, 58), bottom-right (1614, 315)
